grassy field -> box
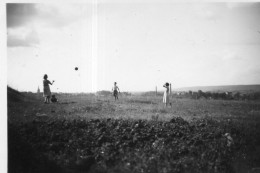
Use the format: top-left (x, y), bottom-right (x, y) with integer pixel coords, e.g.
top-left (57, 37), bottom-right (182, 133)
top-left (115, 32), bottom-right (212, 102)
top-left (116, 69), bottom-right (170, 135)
top-left (8, 90), bottom-right (260, 173)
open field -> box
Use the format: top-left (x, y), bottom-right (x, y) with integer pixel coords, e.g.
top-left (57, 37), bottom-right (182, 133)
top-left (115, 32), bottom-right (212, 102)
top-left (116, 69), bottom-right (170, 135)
top-left (8, 89), bottom-right (260, 173)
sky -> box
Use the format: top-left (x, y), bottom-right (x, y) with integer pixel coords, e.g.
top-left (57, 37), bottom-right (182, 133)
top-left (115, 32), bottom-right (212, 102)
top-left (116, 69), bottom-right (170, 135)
top-left (5, 1), bottom-right (260, 93)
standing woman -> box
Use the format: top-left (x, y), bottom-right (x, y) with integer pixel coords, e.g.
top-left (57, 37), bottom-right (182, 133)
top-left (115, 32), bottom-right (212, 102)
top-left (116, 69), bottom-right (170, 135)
top-left (112, 82), bottom-right (120, 101)
top-left (163, 82), bottom-right (171, 107)
top-left (43, 74), bottom-right (54, 104)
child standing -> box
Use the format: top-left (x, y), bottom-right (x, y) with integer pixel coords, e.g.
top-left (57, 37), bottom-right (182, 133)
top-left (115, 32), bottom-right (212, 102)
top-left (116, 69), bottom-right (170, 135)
top-left (43, 74), bottom-right (54, 104)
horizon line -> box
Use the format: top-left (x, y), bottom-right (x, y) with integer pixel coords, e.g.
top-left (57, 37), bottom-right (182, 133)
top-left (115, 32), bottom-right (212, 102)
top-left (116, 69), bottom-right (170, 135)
top-left (9, 84), bottom-right (260, 93)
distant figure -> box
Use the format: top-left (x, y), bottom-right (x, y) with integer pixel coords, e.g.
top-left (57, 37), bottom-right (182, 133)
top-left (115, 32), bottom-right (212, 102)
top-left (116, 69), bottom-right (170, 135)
top-left (51, 95), bottom-right (58, 103)
top-left (43, 74), bottom-right (54, 104)
top-left (112, 82), bottom-right (120, 100)
top-left (37, 86), bottom-right (40, 94)
top-left (163, 82), bottom-right (171, 107)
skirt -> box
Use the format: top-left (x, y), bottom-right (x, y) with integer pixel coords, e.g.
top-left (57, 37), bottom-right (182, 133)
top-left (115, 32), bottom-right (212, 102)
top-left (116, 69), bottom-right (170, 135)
top-left (43, 85), bottom-right (51, 97)
top-left (113, 90), bottom-right (118, 97)
top-left (163, 91), bottom-right (169, 103)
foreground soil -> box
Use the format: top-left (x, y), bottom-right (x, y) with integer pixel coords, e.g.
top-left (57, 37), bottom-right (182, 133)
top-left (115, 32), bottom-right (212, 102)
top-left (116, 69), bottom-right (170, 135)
top-left (7, 91), bottom-right (260, 173)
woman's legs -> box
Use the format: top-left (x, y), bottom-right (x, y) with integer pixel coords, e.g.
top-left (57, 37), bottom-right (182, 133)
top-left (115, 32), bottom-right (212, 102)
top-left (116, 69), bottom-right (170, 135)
top-left (47, 96), bottom-right (50, 103)
top-left (44, 96), bottom-right (48, 103)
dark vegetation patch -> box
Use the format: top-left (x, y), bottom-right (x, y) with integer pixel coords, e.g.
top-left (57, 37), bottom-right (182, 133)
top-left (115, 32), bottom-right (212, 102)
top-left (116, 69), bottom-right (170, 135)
top-left (8, 125), bottom-right (63, 173)
top-left (8, 86), bottom-right (26, 102)
top-left (127, 99), bottom-right (156, 105)
top-left (60, 102), bottom-right (77, 104)
top-left (8, 117), bottom-right (260, 173)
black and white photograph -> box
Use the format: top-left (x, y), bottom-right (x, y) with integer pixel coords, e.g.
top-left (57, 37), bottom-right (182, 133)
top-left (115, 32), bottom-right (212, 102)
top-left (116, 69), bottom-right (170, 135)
top-left (1, 0), bottom-right (260, 172)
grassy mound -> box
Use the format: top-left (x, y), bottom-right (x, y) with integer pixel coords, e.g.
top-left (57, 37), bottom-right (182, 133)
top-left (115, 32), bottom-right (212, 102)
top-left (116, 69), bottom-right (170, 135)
top-left (7, 86), bottom-right (25, 102)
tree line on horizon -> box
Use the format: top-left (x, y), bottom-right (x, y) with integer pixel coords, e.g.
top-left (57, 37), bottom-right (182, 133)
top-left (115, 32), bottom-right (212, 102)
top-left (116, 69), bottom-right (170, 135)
top-left (8, 86), bottom-right (260, 101)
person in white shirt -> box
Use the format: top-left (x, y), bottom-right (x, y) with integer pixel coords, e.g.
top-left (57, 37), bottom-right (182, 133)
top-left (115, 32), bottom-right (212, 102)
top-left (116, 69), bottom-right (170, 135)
top-left (112, 82), bottom-right (120, 101)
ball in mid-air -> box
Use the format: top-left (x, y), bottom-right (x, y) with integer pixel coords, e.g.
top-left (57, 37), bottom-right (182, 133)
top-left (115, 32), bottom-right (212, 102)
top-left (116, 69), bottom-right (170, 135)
top-left (75, 67), bottom-right (78, 71)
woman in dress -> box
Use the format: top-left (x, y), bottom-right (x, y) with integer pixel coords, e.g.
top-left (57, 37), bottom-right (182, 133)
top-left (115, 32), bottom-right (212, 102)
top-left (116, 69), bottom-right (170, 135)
top-left (163, 82), bottom-right (171, 107)
top-left (43, 74), bottom-right (54, 104)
